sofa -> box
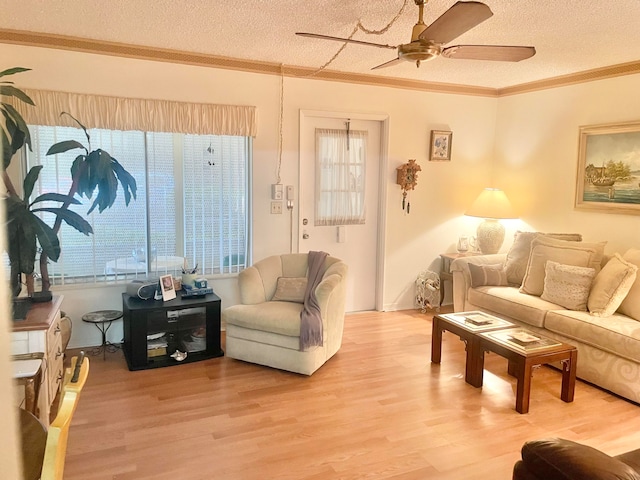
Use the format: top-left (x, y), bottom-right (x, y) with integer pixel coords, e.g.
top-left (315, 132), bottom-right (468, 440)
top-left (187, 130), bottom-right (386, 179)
top-left (451, 232), bottom-right (640, 403)
top-left (222, 253), bottom-right (347, 375)
top-left (513, 437), bottom-right (640, 480)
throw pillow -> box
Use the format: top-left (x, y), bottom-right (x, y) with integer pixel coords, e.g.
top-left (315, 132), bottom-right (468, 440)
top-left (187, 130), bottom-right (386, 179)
top-left (272, 277), bottom-right (308, 303)
top-left (468, 263), bottom-right (508, 288)
top-left (504, 231), bottom-right (583, 286)
top-left (520, 236), bottom-right (606, 297)
top-left (618, 249), bottom-right (640, 320)
top-left (541, 261), bottom-right (595, 311)
top-left (588, 253), bottom-right (638, 317)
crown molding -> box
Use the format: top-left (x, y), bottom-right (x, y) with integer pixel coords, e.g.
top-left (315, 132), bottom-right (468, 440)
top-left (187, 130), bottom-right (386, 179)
top-left (1, 28), bottom-right (639, 98)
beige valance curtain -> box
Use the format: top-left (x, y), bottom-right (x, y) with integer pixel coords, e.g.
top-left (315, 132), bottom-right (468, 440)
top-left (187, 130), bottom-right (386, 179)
top-left (14, 89), bottom-right (257, 137)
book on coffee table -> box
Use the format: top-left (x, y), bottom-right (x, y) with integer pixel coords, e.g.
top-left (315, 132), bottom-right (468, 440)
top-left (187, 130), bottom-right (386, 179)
top-left (440, 311), bottom-right (514, 332)
top-left (483, 328), bottom-right (561, 353)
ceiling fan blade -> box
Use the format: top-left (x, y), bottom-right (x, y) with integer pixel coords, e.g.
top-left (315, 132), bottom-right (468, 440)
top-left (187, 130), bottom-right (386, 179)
top-left (296, 32), bottom-right (396, 50)
top-left (442, 45), bottom-right (536, 62)
top-left (371, 57), bottom-right (404, 70)
top-left (419, 1), bottom-right (493, 44)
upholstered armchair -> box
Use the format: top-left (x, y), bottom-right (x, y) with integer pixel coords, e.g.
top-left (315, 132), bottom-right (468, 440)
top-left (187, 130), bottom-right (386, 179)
top-left (222, 253), bottom-right (347, 375)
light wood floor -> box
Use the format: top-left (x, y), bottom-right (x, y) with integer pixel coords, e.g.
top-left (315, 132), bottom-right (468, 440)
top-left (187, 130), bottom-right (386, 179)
top-left (63, 310), bottom-right (640, 479)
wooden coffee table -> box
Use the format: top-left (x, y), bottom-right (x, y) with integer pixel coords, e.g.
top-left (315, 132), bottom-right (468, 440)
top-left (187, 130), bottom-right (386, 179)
top-left (431, 311), bottom-right (515, 387)
top-left (476, 328), bottom-right (578, 414)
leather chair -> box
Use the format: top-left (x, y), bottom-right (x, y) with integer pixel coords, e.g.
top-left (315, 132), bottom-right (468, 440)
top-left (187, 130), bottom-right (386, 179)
top-left (513, 438), bottom-right (640, 480)
top-left (223, 253), bottom-right (347, 375)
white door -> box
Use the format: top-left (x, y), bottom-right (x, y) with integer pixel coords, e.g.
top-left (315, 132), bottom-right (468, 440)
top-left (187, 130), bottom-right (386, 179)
top-left (299, 115), bottom-right (382, 312)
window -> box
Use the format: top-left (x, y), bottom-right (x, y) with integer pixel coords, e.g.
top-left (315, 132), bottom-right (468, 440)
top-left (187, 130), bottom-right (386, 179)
top-left (315, 128), bottom-right (367, 226)
top-left (25, 125), bottom-right (251, 285)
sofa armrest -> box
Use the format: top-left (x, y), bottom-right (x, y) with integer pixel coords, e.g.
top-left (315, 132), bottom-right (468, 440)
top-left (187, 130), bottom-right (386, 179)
top-left (516, 438), bottom-right (640, 480)
top-left (450, 254), bottom-right (506, 312)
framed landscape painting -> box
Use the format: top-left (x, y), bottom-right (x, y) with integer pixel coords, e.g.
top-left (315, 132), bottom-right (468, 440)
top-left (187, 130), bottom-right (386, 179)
top-left (575, 121), bottom-right (640, 215)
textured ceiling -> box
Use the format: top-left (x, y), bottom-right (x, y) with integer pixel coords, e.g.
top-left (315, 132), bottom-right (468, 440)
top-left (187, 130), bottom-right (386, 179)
top-left (2, 0), bottom-right (640, 89)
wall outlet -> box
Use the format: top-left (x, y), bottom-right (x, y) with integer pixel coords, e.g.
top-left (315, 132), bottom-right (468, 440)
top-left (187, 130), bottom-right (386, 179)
top-left (286, 185), bottom-right (294, 200)
top-left (270, 201), bottom-right (283, 214)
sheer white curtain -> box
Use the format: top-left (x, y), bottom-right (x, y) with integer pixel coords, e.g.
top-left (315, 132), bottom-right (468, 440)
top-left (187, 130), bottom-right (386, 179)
top-left (315, 128), bottom-right (367, 226)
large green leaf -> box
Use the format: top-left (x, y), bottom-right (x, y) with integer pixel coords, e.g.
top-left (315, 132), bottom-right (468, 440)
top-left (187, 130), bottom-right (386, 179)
top-left (46, 139), bottom-right (86, 156)
top-left (112, 159), bottom-right (137, 205)
top-left (31, 192), bottom-right (82, 206)
top-left (0, 67), bottom-right (31, 78)
top-left (60, 111), bottom-right (90, 145)
top-left (32, 207), bottom-right (93, 235)
top-left (0, 85), bottom-right (35, 105)
top-left (32, 215), bottom-right (61, 262)
top-left (22, 165), bottom-right (43, 200)
top-left (1, 128), bottom-right (12, 169)
top-left (2, 103), bottom-right (32, 149)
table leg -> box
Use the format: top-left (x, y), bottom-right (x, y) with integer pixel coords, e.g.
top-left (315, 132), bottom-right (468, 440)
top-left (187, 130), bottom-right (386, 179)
top-left (515, 359), bottom-right (532, 414)
top-left (431, 317), bottom-right (443, 363)
top-left (465, 339), bottom-right (484, 388)
top-left (561, 350), bottom-right (578, 403)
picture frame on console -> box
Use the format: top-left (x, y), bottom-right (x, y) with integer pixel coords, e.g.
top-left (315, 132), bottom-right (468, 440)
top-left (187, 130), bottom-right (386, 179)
top-left (575, 121), bottom-right (640, 215)
top-left (429, 130), bottom-right (452, 161)
top-left (159, 274), bottom-right (176, 301)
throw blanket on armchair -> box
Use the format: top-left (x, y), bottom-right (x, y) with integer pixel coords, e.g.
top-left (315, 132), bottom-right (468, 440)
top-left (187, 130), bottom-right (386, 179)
top-left (300, 250), bottom-right (329, 351)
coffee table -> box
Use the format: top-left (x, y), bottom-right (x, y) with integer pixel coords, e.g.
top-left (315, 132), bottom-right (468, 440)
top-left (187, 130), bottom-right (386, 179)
top-left (431, 311), bottom-right (515, 387)
top-left (476, 328), bottom-right (578, 414)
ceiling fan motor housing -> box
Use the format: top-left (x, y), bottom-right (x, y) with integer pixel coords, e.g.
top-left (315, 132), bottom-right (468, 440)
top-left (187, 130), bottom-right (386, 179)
top-left (399, 42), bottom-right (442, 63)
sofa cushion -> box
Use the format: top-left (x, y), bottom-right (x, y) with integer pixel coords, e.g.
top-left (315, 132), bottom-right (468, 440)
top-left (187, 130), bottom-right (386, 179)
top-left (588, 253), bottom-right (638, 317)
top-left (468, 286), bottom-right (563, 328)
top-left (541, 261), bottom-right (595, 311)
top-left (520, 237), bottom-right (605, 296)
top-left (223, 301), bottom-right (303, 337)
top-left (468, 263), bottom-right (508, 288)
top-left (545, 310), bottom-right (640, 363)
top-left (504, 231), bottom-right (583, 286)
top-left (272, 277), bottom-right (308, 303)
top-left (618, 249), bottom-right (640, 321)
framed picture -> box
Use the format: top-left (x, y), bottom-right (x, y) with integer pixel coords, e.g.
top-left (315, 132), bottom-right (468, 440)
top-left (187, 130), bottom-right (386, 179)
top-left (429, 130), bottom-right (452, 161)
top-left (159, 274), bottom-right (176, 301)
top-left (575, 121), bottom-right (640, 215)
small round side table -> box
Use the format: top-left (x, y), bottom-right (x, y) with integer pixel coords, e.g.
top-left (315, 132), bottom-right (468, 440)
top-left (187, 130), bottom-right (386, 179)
top-left (82, 310), bottom-right (123, 360)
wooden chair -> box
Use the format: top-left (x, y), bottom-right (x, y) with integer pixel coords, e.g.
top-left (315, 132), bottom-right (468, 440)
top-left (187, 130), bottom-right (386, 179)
top-left (40, 352), bottom-right (89, 480)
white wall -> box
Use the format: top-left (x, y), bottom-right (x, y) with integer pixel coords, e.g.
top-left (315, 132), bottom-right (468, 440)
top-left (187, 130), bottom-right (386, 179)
top-left (494, 74), bottom-right (640, 254)
top-left (1, 44), bottom-right (499, 347)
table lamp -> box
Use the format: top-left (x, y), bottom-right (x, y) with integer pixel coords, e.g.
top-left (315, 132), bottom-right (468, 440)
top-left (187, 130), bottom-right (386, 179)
top-left (465, 188), bottom-right (517, 254)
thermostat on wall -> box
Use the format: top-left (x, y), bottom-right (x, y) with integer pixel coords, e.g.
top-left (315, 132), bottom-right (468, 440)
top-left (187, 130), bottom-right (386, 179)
top-left (271, 184), bottom-right (283, 200)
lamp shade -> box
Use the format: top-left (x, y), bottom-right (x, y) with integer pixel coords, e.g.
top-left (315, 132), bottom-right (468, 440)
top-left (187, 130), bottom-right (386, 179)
top-left (465, 188), bottom-right (516, 220)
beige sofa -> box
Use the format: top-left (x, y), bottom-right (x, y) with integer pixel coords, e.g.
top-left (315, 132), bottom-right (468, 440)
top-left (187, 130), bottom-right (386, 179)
top-left (223, 253), bottom-right (347, 375)
top-left (451, 234), bottom-right (640, 404)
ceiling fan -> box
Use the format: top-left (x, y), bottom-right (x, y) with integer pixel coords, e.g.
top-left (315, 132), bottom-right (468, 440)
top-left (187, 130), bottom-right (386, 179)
top-left (296, 0), bottom-right (535, 69)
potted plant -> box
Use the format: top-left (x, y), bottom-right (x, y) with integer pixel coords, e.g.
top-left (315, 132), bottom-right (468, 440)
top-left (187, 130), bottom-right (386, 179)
top-left (1, 67), bottom-right (137, 295)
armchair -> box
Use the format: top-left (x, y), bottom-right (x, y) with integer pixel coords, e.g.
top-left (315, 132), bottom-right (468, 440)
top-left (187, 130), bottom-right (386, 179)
top-left (222, 253), bottom-right (347, 375)
top-left (513, 438), bottom-right (640, 480)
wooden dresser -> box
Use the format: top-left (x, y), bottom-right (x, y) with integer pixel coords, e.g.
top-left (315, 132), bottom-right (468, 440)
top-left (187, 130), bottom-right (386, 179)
top-left (12, 295), bottom-right (64, 425)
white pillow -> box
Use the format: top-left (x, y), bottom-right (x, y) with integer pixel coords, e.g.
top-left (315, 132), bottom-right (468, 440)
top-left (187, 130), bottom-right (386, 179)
top-left (617, 249), bottom-right (640, 320)
top-left (588, 254), bottom-right (638, 317)
top-left (520, 236), bottom-right (605, 296)
top-left (541, 261), bottom-right (595, 311)
top-left (504, 231), bottom-right (582, 286)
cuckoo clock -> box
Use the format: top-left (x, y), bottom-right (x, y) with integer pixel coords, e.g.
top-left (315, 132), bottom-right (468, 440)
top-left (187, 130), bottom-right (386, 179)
top-left (396, 159), bottom-right (421, 213)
